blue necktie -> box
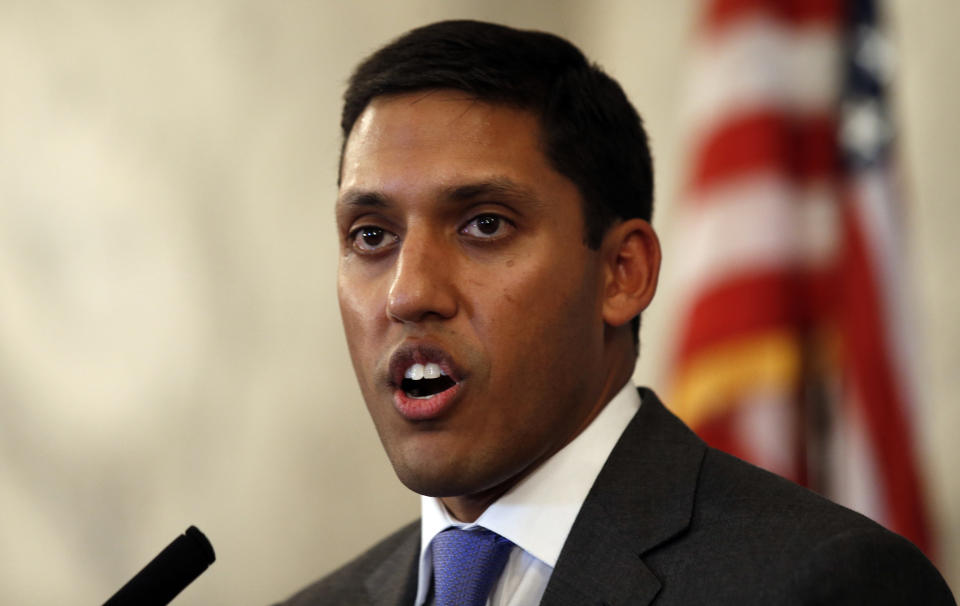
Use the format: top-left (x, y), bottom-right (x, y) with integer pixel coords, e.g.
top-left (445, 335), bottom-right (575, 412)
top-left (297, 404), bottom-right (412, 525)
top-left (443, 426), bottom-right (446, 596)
top-left (431, 528), bottom-right (513, 606)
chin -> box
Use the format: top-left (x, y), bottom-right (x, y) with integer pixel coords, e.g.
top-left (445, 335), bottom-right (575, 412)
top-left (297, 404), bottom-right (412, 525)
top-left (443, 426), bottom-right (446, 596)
top-left (391, 461), bottom-right (472, 498)
top-left (388, 451), bottom-right (506, 499)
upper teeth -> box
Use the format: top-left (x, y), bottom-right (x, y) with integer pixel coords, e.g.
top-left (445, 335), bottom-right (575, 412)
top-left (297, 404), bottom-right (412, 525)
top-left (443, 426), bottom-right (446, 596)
top-left (404, 363), bottom-right (444, 380)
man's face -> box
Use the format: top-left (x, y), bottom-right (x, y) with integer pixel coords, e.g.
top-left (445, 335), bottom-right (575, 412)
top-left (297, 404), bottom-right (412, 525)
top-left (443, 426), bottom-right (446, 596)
top-left (336, 90), bottom-right (615, 513)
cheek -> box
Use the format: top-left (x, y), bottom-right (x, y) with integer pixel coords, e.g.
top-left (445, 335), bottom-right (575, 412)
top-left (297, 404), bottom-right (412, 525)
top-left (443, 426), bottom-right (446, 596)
top-left (478, 254), bottom-right (601, 361)
top-left (338, 260), bottom-right (385, 325)
top-left (337, 274), bottom-right (385, 371)
top-left (514, 251), bottom-right (599, 315)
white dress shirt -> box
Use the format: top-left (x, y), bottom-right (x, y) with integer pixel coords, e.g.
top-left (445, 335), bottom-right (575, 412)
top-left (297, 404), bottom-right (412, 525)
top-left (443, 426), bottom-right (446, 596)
top-left (415, 382), bottom-right (642, 606)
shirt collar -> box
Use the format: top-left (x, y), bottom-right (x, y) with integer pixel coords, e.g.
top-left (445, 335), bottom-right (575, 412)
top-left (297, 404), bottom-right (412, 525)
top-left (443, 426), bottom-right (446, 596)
top-left (415, 382), bottom-right (642, 604)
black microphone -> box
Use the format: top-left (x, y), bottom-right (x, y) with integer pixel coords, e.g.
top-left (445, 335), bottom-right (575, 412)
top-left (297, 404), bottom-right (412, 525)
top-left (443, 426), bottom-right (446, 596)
top-left (103, 525), bottom-right (216, 606)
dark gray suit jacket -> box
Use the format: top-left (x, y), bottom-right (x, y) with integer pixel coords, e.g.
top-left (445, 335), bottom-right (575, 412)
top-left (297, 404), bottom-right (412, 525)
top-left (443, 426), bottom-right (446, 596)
top-left (276, 389), bottom-right (955, 605)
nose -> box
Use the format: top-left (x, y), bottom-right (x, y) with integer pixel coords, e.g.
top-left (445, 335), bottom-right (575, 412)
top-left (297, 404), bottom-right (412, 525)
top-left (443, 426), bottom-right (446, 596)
top-left (386, 228), bottom-right (458, 323)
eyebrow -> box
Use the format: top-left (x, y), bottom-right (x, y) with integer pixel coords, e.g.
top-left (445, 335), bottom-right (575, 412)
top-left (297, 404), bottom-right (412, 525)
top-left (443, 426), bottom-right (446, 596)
top-left (338, 177), bottom-right (542, 210)
top-left (337, 190), bottom-right (389, 209)
top-left (441, 178), bottom-right (540, 205)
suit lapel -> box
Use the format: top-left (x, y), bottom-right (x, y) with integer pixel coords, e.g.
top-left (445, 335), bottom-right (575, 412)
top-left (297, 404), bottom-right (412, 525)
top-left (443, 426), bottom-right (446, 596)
top-left (540, 389), bottom-right (706, 606)
top-left (363, 522), bottom-right (420, 606)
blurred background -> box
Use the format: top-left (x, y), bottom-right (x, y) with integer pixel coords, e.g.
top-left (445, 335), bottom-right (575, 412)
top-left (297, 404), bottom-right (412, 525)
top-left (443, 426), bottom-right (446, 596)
top-left (0, 1), bottom-right (955, 603)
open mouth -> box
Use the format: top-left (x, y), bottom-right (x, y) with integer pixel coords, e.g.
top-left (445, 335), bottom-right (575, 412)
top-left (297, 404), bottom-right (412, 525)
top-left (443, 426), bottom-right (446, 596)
top-left (401, 362), bottom-right (457, 399)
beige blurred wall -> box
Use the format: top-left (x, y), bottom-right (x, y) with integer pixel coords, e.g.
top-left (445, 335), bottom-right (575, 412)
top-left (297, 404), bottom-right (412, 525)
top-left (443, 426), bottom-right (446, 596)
top-left (0, 2), bottom-right (955, 603)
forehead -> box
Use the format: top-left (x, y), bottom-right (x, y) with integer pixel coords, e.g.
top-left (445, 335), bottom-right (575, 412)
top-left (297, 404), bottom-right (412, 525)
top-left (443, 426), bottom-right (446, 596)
top-left (338, 90), bottom-right (564, 200)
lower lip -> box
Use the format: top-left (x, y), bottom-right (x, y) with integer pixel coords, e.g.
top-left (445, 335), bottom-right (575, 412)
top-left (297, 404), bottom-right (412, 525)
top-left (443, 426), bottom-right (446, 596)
top-left (392, 382), bottom-right (462, 421)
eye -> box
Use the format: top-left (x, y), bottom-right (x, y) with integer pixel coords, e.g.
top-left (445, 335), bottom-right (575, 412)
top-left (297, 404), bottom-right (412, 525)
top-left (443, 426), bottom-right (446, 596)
top-left (460, 214), bottom-right (513, 240)
top-left (349, 225), bottom-right (399, 253)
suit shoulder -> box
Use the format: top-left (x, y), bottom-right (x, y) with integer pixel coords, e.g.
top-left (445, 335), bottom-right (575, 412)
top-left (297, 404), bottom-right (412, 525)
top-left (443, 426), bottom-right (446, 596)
top-left (789, 523), bottom-right (956, 604)
top-left (695, 448), bottom-right (892, 549)
top-left (272, 520), bottom-right (420, 606)
top-left (689, 448), bottom-right (955, 603)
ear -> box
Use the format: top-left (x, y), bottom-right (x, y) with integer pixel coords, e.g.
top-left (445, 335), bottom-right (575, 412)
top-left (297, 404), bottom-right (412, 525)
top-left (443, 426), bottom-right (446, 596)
top-left (600, 218), bottom-right (661, 327)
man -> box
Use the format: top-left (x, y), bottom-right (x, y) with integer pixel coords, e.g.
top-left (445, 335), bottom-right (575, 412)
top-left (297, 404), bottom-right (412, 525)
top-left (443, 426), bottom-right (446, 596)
top-left (277, 20), bottom-right (954, 605)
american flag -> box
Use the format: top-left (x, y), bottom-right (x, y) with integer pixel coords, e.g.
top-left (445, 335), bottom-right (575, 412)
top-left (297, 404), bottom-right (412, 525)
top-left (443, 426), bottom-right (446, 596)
top-left (667, 0), bottom-right (932, 554)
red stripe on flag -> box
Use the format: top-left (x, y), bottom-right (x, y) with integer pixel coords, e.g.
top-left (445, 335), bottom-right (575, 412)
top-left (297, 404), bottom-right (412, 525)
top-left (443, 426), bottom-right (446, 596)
top-left (689, 111), bottom-right (839, 195)
top-left (706, 0), bottom-right (843, 31)
top-left (674, 269), bottom-right (835, 366)
top-left (839, 195), bottom-right (932, 554)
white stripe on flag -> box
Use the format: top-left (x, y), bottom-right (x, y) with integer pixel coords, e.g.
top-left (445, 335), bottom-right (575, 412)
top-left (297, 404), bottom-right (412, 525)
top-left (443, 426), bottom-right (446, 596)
top-left (683, 16), bottom-right (839, 140)
top-left (671, 176), bottom-right (839, 297)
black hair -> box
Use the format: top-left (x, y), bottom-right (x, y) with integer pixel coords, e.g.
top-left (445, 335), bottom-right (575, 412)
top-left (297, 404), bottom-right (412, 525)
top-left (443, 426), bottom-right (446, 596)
top-left (341, 20), bottom-right (653, 339)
